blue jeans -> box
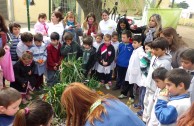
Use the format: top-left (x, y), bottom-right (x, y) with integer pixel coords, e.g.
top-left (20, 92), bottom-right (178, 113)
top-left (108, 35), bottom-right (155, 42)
top-left (138, 86), bottom-right (146, 109)
top-left (46, 70), bottom-right (60, 87)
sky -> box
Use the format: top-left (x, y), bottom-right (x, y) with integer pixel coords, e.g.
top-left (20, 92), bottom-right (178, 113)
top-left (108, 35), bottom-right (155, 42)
top-left (171, 0), bottom-right (194, 9)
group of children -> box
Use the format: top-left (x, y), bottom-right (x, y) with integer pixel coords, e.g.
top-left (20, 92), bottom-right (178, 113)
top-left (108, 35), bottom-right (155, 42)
top-left (0, 9), bottom-right (194, 125)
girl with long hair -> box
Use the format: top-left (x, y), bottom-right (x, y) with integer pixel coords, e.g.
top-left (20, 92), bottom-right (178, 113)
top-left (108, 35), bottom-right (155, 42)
top-left (61, 82), bottom-right (145, 126)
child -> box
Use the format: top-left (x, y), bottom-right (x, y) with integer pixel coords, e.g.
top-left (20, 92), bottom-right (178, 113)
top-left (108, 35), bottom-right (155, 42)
top-left (135, 41), bottom-right (152, 116)
top-left (116, 18), bottom-right (131, 42)
top-left (82, 12), bottom-right (98, 36)
top-left (118, 35), bottom-right (144, 101)
top-left (34, 13), bottom-right (49, 36)
top-left (180, 48), bottom-right (194, 102)
top-left (93, 33), bottom-right (104, 51)
top-left (82, 36), bottom-right (96, 78)
top-left (61, 32), bottom-right (82, 60)
top-left (91, 33), bottom-right (104, 78)
top-left (61, 82), bottom-right (145, 126)
top-left (0, 48), bottom-right (5, 89)
top-left (16, 32), bottom-right (33, 59)
top-left (46, 32), bottom-right (62, 86)
top-left (9, 22), bottom-right (21, 64)
top-left (155, 68), bottom-right (191, 125)
top-left (130, 14), bottom-right (162, 44)
top-left (13, 100), bottom-right (53, 126)
top-left (30, 33), bottom-right (47, 90)
top-left (147, 67), bottom-right (168, 126)
top-left (63, 11), bottom-right (82, 43)
top-left (112, 30), bottom-right (133, 90)
top-left (143, 37), bottom-right (172, 123)
top-left (96, 34), bottom-right (115, 90)
top-left (0, 87), bottom-right (22, 126)
top-left (111, 31), bottom-right (119, 79)
top-left (10, 51), bottom-right (36, 104)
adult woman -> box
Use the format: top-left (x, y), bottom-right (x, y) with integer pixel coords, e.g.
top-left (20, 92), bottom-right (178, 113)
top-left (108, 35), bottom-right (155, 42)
top-left (0, 14), bottom-right (9, 47)
top-left (98, 10), bottom-right (117, 35)
top-left (130, 14), bottom-right (162, 44)
top-left (47, 11), bottom-right (64, 41)
top-left (61, 82), bottom-right (145, 126)
top-left (159, 27), bottom-right (188, 68)
top-left (82, 12), bottom-right (98, 36)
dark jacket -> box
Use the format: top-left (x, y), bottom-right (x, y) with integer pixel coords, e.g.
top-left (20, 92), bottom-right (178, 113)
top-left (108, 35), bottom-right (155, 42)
top-left (60, 41), bottom-right (82, 60)
top-left (82, 46), bottom-right (96, 75)
top-left (97, 44), bottom-right (115, 66)
top-left (10, 60), bottom-right (36, 93)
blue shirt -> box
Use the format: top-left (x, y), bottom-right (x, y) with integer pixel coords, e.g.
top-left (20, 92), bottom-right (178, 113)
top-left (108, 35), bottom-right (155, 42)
top-left (85, 99), bottom-right (145, 126)
top-left (0, 114), bottom-right (14, 126)
top-left (116, 42), bottom-right (134, 67)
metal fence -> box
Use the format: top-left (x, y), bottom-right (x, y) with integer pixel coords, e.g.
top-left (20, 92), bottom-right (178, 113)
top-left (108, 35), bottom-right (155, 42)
top-left (52, 0), bottom-right (76, 15)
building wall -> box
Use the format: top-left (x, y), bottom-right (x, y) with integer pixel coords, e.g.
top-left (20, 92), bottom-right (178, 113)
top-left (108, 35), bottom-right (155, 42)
top-left (0, 0), bottom-right (8, 19)
top-left (13, 0), bottom-right (49, 23)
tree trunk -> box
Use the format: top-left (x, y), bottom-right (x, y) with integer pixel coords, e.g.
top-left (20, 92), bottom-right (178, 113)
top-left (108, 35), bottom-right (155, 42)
top-left (76, 0), bottom-right (103, 23)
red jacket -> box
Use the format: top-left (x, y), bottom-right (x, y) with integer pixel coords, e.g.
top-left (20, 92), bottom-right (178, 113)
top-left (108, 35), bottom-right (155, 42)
top-left (46, 43), bottom-right (62, 70)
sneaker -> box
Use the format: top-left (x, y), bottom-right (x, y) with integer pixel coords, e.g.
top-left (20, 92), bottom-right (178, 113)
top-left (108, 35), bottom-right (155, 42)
top-left (118, 94), bottom-right (127, 99)
top-left (128, 97), bottom-right (134, 103)
top-left (112, 86), bottom-right (120, 90)
top-left (108, 81), bottom-right (112, 86)
top-left (105, 84), bottom-right (110, 90)
top-left (137, 110), bottom-right (143, 117)
top-left (133, 104), bottom-right (142, 109)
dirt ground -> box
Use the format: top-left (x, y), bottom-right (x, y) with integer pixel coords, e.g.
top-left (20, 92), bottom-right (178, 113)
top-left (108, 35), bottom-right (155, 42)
top-left (177, 25), bottom-right (194, 48)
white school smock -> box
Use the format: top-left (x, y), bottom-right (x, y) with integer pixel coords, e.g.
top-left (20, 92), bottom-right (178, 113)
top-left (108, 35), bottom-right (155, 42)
top-left (125, 46), bottom-right (145, 86)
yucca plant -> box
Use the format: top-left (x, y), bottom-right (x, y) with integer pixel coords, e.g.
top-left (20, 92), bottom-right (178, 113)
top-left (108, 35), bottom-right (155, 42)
top-left (43, 83), bottom-right (68, 120)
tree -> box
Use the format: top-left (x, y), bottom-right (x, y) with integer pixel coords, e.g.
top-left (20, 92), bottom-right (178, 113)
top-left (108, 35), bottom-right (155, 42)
top-left (177, 1), bottom-right (189, 9)
top-left (76, 0), bottom-right (103, 23)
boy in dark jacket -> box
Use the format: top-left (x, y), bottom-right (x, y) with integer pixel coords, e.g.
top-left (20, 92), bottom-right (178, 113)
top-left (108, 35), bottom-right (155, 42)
top-left (60, 32), bottom-right (82, 61)
top-left (82, 36), bottom-right (96, 78)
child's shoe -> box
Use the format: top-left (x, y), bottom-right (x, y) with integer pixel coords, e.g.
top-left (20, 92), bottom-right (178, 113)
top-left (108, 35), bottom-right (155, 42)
top-left (137, 109), bottom-right (143, 117)
top-left (118, 94), bottom-right (127, 99)
top-left (133, 104), bottom-right (142, 109)
top-left (105, 84), bottom-right (110, 90)
top-left (128, 97), bottom-right (134, 103)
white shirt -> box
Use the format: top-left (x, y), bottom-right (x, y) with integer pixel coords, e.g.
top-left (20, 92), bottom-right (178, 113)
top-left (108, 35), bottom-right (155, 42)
top-left (99, 19), bottom-right (117, 35)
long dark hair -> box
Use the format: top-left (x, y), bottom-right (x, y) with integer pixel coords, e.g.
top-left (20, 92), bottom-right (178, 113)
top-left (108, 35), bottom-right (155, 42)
top-left (116, 18), bottom-right (130, 35)
top-left (0, 14), bottom-right (8, 32)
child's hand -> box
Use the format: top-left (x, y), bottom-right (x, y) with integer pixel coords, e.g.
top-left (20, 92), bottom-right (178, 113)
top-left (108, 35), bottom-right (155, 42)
top-left (54, 66), bottom-right (57, 70)
top-left (76, 24), bottom-right (81, 28)
top-left (28, 70), bottom-right (32, 75)
top-left (103, 61), bottom-right (108, 66)
top-left (37, 59), bottom-right (44, 64)
top-left (130, 25), bottom-right (137, 30)
top-left (159, 88), bottom-right (169, 97)
top-left (22, 83), bottom-right (26, 88)
top-left (68, 26), bottom-right (73, 30)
